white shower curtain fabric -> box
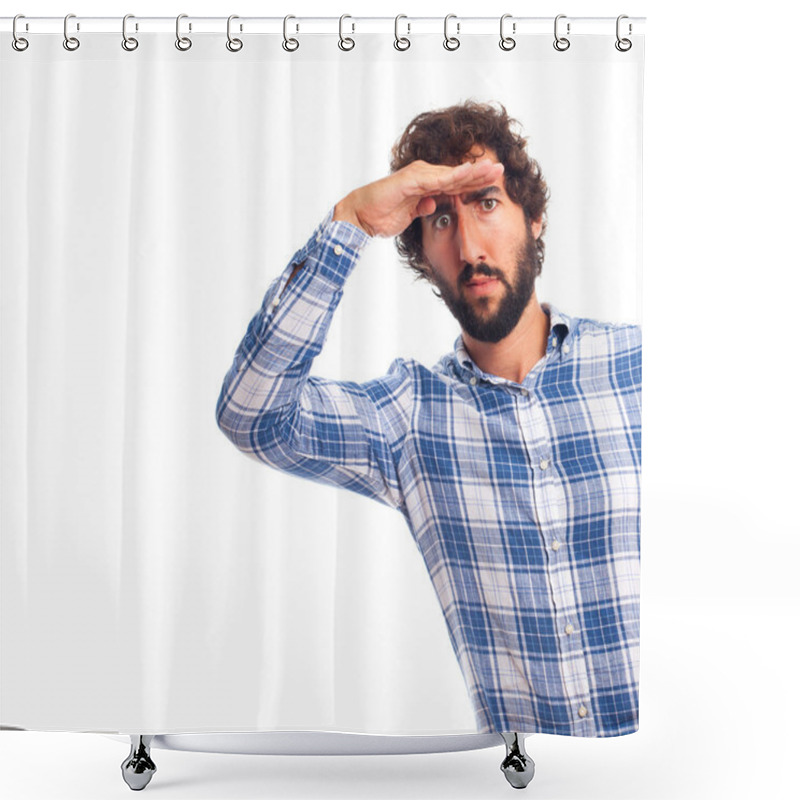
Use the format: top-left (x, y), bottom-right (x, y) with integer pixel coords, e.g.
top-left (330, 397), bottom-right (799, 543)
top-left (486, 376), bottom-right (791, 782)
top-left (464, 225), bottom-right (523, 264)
top-left (0, 29), bottom-right (643, 735)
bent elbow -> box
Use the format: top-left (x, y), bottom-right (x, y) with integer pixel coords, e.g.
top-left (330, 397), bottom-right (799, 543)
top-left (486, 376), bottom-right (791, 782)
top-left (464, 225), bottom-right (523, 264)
top-left (215, 389), bottom-right (293, 464)
top-left (215, 386), bottom-right (249, 451)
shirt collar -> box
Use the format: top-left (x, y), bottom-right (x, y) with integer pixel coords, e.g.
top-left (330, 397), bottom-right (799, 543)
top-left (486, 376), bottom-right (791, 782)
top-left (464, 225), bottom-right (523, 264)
top-left (452, 302), bottom-right (573, 382)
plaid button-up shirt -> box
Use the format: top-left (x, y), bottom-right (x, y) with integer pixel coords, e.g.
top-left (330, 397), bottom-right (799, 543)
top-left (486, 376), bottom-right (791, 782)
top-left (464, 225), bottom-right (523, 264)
top-left (217, 210), bottom-right (642, 737)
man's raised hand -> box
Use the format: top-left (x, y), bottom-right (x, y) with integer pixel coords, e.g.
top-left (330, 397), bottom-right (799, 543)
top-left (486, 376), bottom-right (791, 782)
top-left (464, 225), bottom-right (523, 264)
top-left (333, 159), bottom-right (504, 238)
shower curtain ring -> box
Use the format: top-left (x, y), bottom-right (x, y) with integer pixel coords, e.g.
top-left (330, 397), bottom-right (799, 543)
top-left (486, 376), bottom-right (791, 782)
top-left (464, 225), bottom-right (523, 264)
top-left (175, 14), bottom-right (192, 51)
top-left (615, 15), bottom-right (632, 51)
top-left (283, 15), bottom-right (299, 52)
top-left (122, 14), bottom-right (139, 51)
top-left (63, 13), bottom-right (80, 51)
top-left (553, 14), bottom-right (570, 51)
top-left (394, 15), bottom-right (411, 51)
top-left (499, 14), bottom-right (516, 51)
top-left (12, 14), bottom-right (29, 51)
top-left (443, 14), bottom-right (460, 51)
top-left (226, 15), bottom-right (243, 52)
top-left (338, 15), bottom-right (355, 51)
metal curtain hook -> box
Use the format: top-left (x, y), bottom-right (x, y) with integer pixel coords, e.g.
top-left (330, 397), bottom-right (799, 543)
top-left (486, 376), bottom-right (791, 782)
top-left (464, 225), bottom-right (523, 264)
top-left (12, 14), bottom-right (29, 51)
top-left (63, 13), bottom-right (80, 51)
top-left (553, 14), bottom-right (570, 51)
top-left (499, 14), bottom-right (516, 51)
top-left (226, 15), bottom-right (243, 51)
top-left (175, 13), bottom-right (192, 50)
top-left (338, 14), bottom-right (355, 51)
top-left (615, 15), bottom-right (632, 51)
top-left (394, 14), bottom-right (410, 51)
top-left (443, 14), bottom-right (460, 51)
top-left (122, 14), bottom-right (139, 51)
top-left (283, 15), bottom-right (299, 51)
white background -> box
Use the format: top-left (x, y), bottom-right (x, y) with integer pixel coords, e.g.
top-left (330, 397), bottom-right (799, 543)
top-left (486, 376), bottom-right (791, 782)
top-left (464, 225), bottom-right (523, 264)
top-left (1, 1), bottom-right (797, 799)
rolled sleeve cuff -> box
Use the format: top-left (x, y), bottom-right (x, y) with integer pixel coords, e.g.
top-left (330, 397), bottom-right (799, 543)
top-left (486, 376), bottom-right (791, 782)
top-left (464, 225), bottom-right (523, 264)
top-left (285, 207), bottom-right (372, 289)
top-left (246, 208), bottom-right (371, 347)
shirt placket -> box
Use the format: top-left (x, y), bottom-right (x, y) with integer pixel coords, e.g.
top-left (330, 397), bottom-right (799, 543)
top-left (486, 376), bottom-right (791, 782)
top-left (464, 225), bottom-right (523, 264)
top-left (517, 374), bottom-right (597, 735)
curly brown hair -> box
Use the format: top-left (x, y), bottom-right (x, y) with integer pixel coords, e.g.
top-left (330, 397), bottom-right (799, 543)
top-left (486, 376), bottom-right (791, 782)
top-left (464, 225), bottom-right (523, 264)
top-left (390, 101), bottom-right (549, 281)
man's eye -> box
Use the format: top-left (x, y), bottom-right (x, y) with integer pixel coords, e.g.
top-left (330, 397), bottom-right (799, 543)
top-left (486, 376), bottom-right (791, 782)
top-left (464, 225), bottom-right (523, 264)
top-left (433, 214), bottom-right (452, 230)
top-left (480, 198), bottom-right (497, 212)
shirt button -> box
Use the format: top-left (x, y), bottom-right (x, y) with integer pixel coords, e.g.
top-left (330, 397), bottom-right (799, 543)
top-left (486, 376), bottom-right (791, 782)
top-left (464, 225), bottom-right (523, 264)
top-left (333, 244), bottom-right (343, 256)
top-left (520, 388), bottom-right (529, 396)
top-left (578, 706), bottom-right (588, 718)
top-left (564, 624), bottom-right (574, 635)
top-left (563, 343), bottom-right (570, 354)
top-left (551, 540), bottom-right (561, 551)
top-left (470, 376), bottom-right (478, 385)
top-left (539, 457), bottom-right (550, 470)
top-left (316, 233), bottom-right (322, 243)
top-left (271, 299), bottom-right (280, 310)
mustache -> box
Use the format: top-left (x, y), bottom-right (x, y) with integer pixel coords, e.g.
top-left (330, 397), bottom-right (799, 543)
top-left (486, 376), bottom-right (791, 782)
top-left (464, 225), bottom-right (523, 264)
top-left (459, 262), bottom-right (503, 286)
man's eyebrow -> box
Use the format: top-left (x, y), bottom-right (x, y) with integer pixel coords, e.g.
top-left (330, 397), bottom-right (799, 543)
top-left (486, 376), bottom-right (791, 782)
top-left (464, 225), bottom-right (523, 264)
top-left (425, 186), bottom-right (501, 220)
top-left (461, 185), bottom-right (501, 204)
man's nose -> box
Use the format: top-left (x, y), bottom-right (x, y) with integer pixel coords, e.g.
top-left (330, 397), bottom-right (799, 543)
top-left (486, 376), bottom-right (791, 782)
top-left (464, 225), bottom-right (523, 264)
top-left (456, 210), bottom-right (487, 265)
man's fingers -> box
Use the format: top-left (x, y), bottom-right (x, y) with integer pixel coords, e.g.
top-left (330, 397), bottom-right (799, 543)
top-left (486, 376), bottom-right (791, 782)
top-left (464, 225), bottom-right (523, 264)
top-left (444, 164), bottom-right (505, 195)
top-left (407, 160), bottom-right (503, 198)
top-left (416, 196), bottom-right (437, 218)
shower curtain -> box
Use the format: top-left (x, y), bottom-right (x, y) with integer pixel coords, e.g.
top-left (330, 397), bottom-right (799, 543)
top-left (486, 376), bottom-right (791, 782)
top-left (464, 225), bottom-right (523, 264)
top-left (0, 17), bottom-right (644, 737)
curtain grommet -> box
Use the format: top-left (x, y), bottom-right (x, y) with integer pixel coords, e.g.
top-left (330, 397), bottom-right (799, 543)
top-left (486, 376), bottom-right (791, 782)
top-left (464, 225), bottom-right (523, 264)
top-left (121, 14), bottom-right (139, 52)
top-left (338, 15), bottom-right (355, 51)
top-left (12, 14), bottom-right (29, 51)
top-left (282, 15), bottom-right (299, 52)
top-left (226, 15), bottom-right (243, 52)
top-left (394, 15), bottom-right (411, 51)
top-left (175, 13), bottom-right (192, 51)
top-left (63, 13), bottom-right (80, 51)
top-left (499, 14), bottom-right (516, 51)
top-left (443, 14), bottom-right (460, 51)
top-left (553, 15), bottom-right (570, 52)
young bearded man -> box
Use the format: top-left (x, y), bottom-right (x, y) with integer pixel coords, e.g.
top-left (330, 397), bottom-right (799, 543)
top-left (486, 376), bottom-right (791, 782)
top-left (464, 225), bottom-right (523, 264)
top-left (216, 102), bottom-right (642, 789)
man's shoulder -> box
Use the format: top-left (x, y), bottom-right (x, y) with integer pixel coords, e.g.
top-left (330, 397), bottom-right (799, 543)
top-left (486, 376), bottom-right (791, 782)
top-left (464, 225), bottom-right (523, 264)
top-left (349, 353), bottom-right (454, 391)
top-left (366, 353), bottom-right (466, 399)
top-left (568, 313), bottom-right (642, 351)
top-left (355, 355), bottom-right (428, 398)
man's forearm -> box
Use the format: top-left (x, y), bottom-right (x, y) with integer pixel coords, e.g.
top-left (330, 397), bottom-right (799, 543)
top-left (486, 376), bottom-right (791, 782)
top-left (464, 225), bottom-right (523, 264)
top-left (216, 210), bottom-right (370, 451)
top-left (275, 192), bottom-right (375, 299)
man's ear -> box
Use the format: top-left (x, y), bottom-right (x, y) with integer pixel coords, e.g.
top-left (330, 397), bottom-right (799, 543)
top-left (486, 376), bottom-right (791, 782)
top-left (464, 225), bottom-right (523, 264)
top-left (530, 217), bottom-right (544, 240)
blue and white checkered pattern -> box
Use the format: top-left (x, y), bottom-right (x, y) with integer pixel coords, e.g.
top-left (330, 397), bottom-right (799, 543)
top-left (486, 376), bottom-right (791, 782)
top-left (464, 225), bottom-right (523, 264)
top-left (217, 209), bottom-right (642, 737)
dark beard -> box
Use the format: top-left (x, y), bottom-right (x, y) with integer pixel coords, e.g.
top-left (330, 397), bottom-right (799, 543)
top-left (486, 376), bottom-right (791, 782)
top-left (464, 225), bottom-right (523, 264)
top-left (431, 229), bottom-right (539, 343)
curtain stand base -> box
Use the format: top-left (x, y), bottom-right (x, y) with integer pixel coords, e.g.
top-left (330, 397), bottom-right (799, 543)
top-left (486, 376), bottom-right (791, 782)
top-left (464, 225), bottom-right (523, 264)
top-left (118, 731), bottom-right (535, 790)
top-left (121, 735), bottom-right (156, 791)
top-left (500, 732), bottom-right (536, 789)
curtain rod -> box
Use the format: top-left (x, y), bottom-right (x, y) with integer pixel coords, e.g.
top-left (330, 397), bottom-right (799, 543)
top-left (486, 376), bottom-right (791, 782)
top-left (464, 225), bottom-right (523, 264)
top-left (1, 16), bottom-right (646, 37)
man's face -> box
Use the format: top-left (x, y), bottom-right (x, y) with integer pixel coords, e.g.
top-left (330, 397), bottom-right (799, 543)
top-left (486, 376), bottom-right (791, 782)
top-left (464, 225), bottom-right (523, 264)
top-left (420, 148), bottom-right (543, 344)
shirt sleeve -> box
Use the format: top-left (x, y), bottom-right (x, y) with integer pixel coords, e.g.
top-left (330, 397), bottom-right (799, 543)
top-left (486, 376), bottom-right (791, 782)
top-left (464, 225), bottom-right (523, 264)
top-left (215, 208), bottom-right (411, 512)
